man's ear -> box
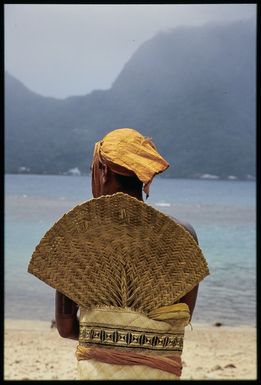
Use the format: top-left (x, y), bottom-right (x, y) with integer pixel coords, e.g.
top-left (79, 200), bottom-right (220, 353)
top-left (101, 164), bottom-right (110, 185)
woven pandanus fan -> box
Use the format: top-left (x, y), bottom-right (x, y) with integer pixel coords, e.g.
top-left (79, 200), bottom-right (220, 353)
top-left (28, 192), bottom-right (209, 313)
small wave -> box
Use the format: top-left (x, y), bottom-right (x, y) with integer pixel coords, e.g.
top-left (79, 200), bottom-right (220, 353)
top-left (155, 202), bottom-right (171, 207)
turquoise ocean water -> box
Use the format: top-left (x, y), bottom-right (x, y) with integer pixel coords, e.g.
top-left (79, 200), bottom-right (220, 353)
top-left (4, 174), bottom-right (256, 326)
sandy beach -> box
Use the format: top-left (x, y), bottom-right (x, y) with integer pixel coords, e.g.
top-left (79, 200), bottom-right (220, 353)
top-left (4, 319), bottom-right (256, 380)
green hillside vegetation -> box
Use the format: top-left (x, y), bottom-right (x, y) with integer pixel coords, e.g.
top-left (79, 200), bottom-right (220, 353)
top-left (5, 18), bottom-right (255, 179)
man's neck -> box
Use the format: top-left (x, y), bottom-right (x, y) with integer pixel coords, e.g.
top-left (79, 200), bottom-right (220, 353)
top-left (117, 188), bottom-right (143, 202)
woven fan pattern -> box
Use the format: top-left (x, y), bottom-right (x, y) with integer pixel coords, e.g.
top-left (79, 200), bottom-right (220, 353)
top-left (28, 192), bottom-right (209, 313)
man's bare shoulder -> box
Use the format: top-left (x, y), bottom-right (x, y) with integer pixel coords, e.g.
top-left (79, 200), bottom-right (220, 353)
top-left (170, 215), bottom-right (198, 244)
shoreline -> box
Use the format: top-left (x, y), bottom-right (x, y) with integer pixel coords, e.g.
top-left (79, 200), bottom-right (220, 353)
top-left (4, 319), bottom-right (257, 380)
top-left (5, 172), bottom-right (256, 181)
top-left (4, 317), bottom-right (256, 329)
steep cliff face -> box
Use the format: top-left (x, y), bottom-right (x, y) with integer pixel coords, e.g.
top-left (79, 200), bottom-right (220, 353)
top-left (5, 18), bottom-right (256, 178)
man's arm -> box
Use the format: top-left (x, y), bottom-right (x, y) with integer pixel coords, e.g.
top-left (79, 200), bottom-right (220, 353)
top-left (179, 283), bottom-right (199, 319)
top-left (172, 217), bottom-right (199, 320)
top-left (55, 290), bottom-right (79, 340)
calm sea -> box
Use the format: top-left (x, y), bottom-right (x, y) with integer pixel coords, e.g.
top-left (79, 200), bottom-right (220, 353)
top-left (4, 174), bottom-right (256, 326)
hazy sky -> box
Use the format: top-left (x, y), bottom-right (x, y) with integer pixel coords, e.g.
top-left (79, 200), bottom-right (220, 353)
top-left (5, 4), bottom-right (256, 99)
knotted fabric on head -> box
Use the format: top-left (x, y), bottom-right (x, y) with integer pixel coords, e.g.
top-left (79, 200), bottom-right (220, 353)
top-left (91, 128), bottom-right (169, 198)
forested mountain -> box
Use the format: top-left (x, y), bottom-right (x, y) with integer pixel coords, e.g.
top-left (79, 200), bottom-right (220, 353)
top-left (5, 18), bottom-right (255, 179)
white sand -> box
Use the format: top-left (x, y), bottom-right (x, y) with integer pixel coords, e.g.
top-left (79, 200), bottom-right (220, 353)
top-left (4, 319), bottom-right (256, 380)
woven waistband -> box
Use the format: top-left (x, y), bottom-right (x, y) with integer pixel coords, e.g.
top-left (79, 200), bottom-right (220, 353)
top-left (79, 306), bottom-right (188, 353)
top-left (79, 323), bottom-right (184, 352)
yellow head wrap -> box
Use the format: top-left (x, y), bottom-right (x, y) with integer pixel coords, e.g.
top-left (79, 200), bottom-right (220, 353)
top-left (92, 128), bottom-right (169, 198)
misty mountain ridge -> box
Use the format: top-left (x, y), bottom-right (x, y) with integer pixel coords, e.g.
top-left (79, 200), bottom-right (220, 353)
top-left (5, 18), bottom-right (255, 180)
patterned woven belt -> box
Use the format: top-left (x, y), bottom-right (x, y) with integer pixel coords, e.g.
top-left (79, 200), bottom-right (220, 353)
top-left (79, 323), bottom-right (184, 352)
